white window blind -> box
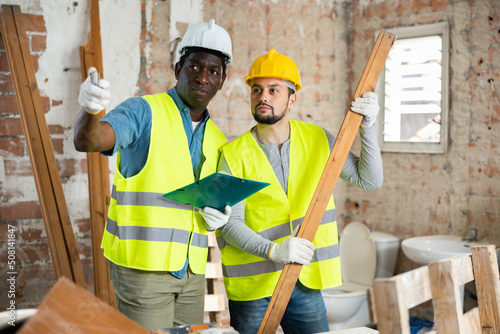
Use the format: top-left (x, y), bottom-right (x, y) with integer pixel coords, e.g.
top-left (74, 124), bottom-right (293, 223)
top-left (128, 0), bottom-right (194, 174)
top-left (384, 35), bottom-right (442, 142)
top-left (376, 22), bottom-right (449, 154)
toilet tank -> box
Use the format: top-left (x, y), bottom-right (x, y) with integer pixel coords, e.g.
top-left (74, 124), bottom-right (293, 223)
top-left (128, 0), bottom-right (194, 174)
top-left (371, 231), bottom-right (400, 278)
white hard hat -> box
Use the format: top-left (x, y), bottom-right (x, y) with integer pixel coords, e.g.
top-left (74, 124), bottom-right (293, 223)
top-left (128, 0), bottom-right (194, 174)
top-left (178, 19), bottom-right (233, 64)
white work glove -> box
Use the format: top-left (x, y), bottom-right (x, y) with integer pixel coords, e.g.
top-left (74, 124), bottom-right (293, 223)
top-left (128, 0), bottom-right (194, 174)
top-left (269, 225), bottom-right (316, 266)
top-left (200, 205), bottom-right (232, 231)
top-left (350, 92), bottom-right (379, 128)
top-left (78, 67), bottom-right (111, 115)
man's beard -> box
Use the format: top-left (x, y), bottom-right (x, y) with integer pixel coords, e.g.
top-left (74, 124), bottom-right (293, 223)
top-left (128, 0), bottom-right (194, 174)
top-left (252, 102), bottom-right (287, 125)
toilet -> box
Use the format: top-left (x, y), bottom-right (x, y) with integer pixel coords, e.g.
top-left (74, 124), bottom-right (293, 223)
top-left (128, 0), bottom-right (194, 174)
top-left (322, 222), bottom-right (399, 330)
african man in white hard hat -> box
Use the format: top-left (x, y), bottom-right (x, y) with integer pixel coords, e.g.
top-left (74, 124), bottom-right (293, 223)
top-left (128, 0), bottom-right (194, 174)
top-left (74, 20), bottom-right (233, 330)
top-left (215, 49), bottom-right (383, 333)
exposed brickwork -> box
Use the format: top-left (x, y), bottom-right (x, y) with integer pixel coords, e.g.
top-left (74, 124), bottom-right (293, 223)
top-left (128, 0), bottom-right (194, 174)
top-left (136, 1), bottom-right (175, 97)
top-left (0, 95), bottom-right (19, 114)
top-left (1, 1), bottom-right (499, 328)
top-left (0, 138), bottom-right (24, 157)
top-left (1, 201), bottom-right (42, 221)
top-left (346, 4), bottom-right (500, 319)
top-left (0, 117), bottom-right (23, 136)
top-left (0, 9), bottom-right (92, 310)
top-left (21, 13), bottom-right (46, 34)
top-left (0, 72), bottom-right (14, 92)
top-left (30, 34), bottom-right (46, 53)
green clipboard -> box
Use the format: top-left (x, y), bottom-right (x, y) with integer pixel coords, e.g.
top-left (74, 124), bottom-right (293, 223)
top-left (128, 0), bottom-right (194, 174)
top-left (162, 173), bottom-right (270, 211)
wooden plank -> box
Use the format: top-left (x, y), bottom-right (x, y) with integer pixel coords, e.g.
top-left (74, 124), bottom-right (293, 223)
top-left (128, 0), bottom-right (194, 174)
top-left (206, 242), bottom-right (225, 322)
top-left (423, 246), bottom-right (500, 334)
top-left (79, 0), bottom-right (115, 307)
top-left (371, 266), bottom-right (431, 334)
top-left (18, 277), bottom-right (149, 334)
top-left (429, 257), bottom-right (469, 334)
top-left (393, 266), bottom-right (432, 308)
top-left (0, 5), bottom-right (85, 288)
top-left (0, 4), bottom-right (65, 279)
top-left (257, 30), bottom-right (396, 334)
top-left (463, 308), bottom-right (481, 334)
top-left (427, 251), bottom-right (500, 334)
top-left (206, 262), bottom-right (223, 279)
top-left (204, 294), bottom-right (226, 312)
top-left (471, 245), bottom-right (500, 333)
top-left (367, 287), bottom-right (377, 324)
top-left (372, 279), bottom-right (408, 334)
top-left (208, 230), bottom-right (217, 247)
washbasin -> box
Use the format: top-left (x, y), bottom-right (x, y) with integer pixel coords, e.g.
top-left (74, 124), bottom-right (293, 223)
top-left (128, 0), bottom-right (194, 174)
top-left (402, 235), bottom-right (498, 265)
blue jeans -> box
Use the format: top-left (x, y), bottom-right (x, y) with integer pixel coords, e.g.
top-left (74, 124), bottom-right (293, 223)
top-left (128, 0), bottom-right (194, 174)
top-left (229, 281), bottom-right (329, 334)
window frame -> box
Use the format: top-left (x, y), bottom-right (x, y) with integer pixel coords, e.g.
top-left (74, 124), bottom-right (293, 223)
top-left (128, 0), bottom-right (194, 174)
top-left (375, 22), bottom-right (450, 154)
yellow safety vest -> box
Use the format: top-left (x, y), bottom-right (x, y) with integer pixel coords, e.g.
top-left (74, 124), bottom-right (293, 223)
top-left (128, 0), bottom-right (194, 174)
top-left (102, 93), bottom-right (227, 274)
top-left (218, 120), bottom-right (341, 301)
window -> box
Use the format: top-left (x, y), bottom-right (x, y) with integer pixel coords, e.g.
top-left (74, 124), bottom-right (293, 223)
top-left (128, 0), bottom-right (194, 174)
top-left (375, 22), bottom-right (449, 153)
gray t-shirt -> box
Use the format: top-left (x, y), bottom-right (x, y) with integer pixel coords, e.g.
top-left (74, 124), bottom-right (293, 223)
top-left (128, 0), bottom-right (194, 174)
top-left (217, 125), bottom-right (383, 260)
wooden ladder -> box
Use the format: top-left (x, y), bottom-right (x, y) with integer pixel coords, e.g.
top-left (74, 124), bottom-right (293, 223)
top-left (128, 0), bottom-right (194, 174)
top-left (205, 231), bottom-right (227, 323)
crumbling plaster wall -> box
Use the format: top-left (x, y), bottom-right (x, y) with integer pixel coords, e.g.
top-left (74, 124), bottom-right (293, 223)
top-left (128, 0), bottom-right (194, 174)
top-left (0, 0), bottom-right (349, 310)
top-left (0, 0), bottom-right (142, 308)
top-left (0, 0), bottom-right (498, 311)
top-left (344, 0), bottom-right (500, 275)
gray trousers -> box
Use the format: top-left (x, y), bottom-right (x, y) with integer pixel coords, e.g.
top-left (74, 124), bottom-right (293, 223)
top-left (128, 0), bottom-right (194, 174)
top-left (108, 261), bottom-right (205, 331)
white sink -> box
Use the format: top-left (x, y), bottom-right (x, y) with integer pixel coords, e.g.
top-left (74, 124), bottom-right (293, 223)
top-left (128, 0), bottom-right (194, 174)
top-left (402, 235), bottom-right (497, 265)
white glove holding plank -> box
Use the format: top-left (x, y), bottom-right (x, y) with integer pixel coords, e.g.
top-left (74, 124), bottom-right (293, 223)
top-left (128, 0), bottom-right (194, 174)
top-left (350, 91), bottom-right (379, 128)
top-left (270, 225), bottom-right (315, 265)
top-left (200, 205), bottom-right (232, 231)
top-left (79, 67), bottom-right (111, 115)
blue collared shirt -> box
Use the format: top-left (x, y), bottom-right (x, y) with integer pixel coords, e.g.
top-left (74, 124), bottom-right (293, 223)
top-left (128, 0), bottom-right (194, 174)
top-left (101, 87), bottom-right (210, 278)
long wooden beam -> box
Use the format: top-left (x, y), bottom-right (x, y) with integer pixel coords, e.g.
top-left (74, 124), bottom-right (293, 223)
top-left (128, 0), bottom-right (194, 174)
top-left (0, 5), bottom-right (85, 288)
top-left (79, 0), bottom-right (115, 307)
top-left (471, 245), bottom-right (500, 332)
top-left (257, 30), bottom-right (396, 334)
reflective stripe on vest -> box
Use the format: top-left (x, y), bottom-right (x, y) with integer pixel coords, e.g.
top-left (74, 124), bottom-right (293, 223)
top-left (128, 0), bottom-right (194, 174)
top-left (222, 244), bottom-right (339, 278)
top-left (105, 217), bottom-right (208, 248)
top-left (219, 120), bottom-right (342, 301)
top-left (217, 208), bottom-right (336, 250)
top-left (108, 185), bottom-right (208, 247)
top-left (111, 184), bottom-right (192, 209)
top-left (101, 93), bottom-right (226, 273)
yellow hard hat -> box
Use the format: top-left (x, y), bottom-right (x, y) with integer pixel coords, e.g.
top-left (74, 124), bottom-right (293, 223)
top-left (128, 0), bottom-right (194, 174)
top-left (244, 49), bottom-right (301, 91)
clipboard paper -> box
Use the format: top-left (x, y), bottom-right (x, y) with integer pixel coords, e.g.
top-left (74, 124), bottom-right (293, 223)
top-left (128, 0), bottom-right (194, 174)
top-left (162, 173), bottom-right (270, 211)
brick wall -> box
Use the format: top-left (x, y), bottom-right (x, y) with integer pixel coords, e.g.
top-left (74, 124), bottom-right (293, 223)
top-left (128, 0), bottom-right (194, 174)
top-left (0, 11), bottom-right (92, 311)
top-left (137, 1), bottom-right (349, 141)
top-left (0, 0), bottom-right (499, 324)
top-left (345, 0), bottom-right (500, 271)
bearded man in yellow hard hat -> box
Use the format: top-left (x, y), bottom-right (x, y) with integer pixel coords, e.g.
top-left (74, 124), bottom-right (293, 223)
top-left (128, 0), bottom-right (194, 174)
top-left (215, 49), bottom-right (383, 334)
